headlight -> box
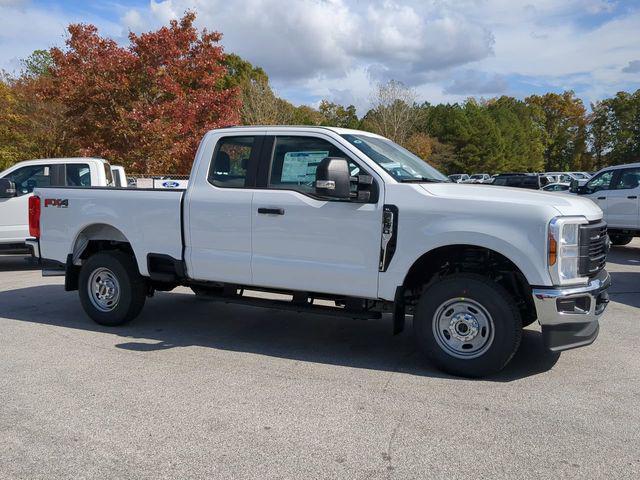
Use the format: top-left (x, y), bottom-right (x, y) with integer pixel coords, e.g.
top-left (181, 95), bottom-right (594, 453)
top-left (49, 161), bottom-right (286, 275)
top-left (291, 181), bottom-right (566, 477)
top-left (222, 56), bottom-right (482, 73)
top-left (548, 216), bottom-right (588, 286)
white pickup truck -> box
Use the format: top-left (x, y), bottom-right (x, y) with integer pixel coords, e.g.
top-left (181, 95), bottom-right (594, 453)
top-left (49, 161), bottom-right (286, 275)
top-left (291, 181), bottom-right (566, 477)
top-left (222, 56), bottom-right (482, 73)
top-left (571, 162), bottom-right (640, 245)
top-left (29, 127), bottom-right (611, 377)
top-left (0, 157), bottom-right (116, 254)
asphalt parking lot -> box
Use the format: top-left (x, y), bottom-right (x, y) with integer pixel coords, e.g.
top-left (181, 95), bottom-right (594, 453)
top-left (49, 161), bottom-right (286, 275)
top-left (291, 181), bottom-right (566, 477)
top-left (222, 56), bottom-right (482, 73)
top-left (1, 242), bottom-right (639, 480)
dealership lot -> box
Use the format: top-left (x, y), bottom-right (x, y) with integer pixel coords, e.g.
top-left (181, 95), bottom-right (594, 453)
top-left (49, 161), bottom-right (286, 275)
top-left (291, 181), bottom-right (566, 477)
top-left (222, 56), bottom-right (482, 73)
top-left (1, 242), bottom-right (639, 480)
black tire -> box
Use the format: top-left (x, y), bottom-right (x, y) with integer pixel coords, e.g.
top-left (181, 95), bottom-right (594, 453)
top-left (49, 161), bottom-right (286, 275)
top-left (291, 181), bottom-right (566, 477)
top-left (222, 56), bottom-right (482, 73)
top-left (78, 251), bottom-right (147, 326)
top-left (610, 234), bottom-right (633, 246)
top-left (413, 273), bottom-right (522, 378)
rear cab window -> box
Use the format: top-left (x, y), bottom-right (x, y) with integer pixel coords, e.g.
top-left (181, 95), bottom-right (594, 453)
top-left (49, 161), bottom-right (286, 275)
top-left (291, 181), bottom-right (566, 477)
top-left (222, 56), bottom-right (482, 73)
top-left (208, 136), bottom-right (257, 188)
top-left (66, 163), bottom-right (92, 186)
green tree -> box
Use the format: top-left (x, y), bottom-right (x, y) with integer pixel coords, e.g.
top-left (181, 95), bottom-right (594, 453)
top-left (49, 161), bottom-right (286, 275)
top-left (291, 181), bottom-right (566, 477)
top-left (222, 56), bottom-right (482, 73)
top-left (525, 91), bottom-right (590, 171)
top-left (318, 100), bottom-right (359, 128)
top-left (589, 90), bottom-right (640, 167)
top-left (20, 49), bottom-right (54, 78)
top-left (221, 53), bottom-right (268, 89)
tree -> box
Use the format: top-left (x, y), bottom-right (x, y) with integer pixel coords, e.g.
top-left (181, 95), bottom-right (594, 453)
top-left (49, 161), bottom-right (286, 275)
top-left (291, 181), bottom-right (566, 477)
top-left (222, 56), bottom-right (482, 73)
top-left (38, 12), bottom-right (239, 173)
top-left (20, 50), bottom-right (54, 78)
top-left (318, 100), bottom-right (359, 129)
top-left (404, 132), bottom-right (433, 160)
top-left (589, 90), bottom-right (640, 167)
top-left (0, 80), bottom-right (32, 170)
top-left (363, 80), bottom-right (419, 144)
top-left (525, 91), bottom-right (589, 171)
top-left (240, 78), bottom-right (295, 125)
top-left (221, 53), bottom-right (268, 89)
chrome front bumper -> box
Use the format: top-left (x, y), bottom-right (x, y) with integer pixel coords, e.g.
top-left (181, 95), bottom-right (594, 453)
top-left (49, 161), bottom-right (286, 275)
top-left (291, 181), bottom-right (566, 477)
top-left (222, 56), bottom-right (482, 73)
top-left (532, 270), bottom-right (610, 352)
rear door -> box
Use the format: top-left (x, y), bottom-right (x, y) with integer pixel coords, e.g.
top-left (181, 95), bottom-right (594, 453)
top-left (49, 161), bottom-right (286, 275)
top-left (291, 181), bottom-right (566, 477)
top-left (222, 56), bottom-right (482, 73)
top-left (606, 167), bottom-right (640, 229)
top-left (251, 133), bottom-right (383, 298)
top-left (186, 134), bottom-right (264, 284)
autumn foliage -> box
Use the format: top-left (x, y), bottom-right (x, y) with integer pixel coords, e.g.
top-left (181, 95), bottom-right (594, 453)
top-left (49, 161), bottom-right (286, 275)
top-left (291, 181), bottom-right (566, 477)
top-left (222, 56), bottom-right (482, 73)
top-left (37, 12), bottom-right (239, 173)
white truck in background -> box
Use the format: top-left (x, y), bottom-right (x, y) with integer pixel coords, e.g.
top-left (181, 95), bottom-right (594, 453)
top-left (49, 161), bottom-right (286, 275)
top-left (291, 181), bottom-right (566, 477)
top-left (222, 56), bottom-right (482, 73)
top-left (571, 162), bottom-right (640, 245)
top-left (0, 158), bottom-right (116, 254)
top-left (29, 126), bottom-right (611, 377)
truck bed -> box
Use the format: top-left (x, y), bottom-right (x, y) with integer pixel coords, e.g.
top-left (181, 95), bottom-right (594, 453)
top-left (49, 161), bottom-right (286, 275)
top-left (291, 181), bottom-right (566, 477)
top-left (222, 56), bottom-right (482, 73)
top-left (36, 186), bottom-right (184, 277)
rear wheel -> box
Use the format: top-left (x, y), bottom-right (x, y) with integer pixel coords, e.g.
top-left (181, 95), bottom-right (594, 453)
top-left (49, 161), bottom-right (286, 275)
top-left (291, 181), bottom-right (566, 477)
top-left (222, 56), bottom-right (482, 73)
top-left (610, 234), bottom-right (633, 246)
top-left (413, 273), bottom-right (522, 377)
top-left (79, 251), bottom-right (146, 326)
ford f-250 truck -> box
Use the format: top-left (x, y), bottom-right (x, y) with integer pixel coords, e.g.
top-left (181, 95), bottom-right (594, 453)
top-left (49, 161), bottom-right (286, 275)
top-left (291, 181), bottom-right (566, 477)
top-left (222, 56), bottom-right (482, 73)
top-left (29, 127), bottom-right (611, 377)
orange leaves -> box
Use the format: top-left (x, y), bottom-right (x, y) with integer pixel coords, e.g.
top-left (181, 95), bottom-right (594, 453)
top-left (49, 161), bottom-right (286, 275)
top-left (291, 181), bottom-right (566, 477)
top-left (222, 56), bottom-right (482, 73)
top-left (36, 12), bottom-right (240, 174)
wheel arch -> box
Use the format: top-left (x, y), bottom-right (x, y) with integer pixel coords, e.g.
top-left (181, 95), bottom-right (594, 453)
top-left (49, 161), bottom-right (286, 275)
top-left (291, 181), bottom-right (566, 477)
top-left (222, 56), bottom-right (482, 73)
top-left (401, 244), bottom-right (537, 327)
top-left (65, 223), bottom-right (137, 292)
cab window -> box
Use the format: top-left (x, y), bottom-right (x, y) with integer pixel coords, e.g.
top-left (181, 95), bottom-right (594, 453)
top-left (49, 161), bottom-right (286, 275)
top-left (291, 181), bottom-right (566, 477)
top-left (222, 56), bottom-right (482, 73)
top-left (268, 136), bottom-right (362, 195)
top-left (4, 165), bottom-right (53, 195)
top-left (209, 136), bottom-right (256, 188)
top-left (611, 167), bottom-right (640, 190)
top-left (66, 164), bottom-right (92, 186)
top-left (585, 171), bottom-right (613, 193)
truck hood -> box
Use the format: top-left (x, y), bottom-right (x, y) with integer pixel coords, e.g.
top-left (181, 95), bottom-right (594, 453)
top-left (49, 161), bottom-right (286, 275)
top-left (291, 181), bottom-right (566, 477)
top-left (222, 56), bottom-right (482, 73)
top-left (420, 183), bottom-right (603, 221)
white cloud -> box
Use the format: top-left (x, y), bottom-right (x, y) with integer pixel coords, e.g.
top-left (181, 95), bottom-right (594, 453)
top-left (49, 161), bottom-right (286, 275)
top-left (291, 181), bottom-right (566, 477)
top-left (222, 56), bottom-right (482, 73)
top-left (0, 0), bottom-right (637, 109)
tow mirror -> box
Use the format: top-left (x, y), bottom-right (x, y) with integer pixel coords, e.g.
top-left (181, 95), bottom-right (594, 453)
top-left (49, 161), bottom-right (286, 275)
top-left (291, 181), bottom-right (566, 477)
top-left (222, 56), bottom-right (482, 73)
top-left (315, 157), bottom-right (351, 200)
top-left (0, 179), bottom-right (17, 198)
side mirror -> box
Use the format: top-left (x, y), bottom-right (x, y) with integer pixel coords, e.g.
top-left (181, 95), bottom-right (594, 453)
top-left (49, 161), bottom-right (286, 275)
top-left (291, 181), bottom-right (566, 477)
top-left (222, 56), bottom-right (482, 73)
top-left (0, 179), bottom-right (17, 198)
top-left (569, 179), bottom-right (580, 194)
top-left (315, 157), bottom-right (351, 200)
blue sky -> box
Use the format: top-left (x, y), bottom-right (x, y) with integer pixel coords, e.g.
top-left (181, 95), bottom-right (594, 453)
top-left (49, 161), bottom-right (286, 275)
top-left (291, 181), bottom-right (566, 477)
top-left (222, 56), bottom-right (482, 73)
top-left (1, 0), bottom-right (639, 113)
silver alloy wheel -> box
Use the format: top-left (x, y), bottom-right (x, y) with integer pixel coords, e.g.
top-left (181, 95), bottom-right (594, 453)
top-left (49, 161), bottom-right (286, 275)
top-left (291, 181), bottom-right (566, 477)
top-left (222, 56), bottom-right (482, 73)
top-left (432, 298), bottom-right (495, 359)
top-left (88, 267), bottom-right (121, 312)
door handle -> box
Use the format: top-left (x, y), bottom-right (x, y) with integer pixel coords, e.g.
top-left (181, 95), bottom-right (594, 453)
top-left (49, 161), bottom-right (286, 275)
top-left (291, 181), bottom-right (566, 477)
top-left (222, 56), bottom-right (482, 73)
top-left (258, 207), bottom-right (285, 215)
top-left (597, 197), bottom-right (606, 200)
top-left (627, 196), bottom-right (638, 199)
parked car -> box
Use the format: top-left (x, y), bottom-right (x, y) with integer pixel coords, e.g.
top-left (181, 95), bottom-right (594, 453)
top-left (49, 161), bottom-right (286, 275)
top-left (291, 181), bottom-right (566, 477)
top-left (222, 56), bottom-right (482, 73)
top-left (448, 174), bottom-right (470, 183)
top-left (546, 172), bottom-right (590, 186)
top-left (27, 126), bottom-right (610, 378)
top-left (0, 158), bottom-right (115, 254)
top-left (542, 182), bottom-right (571, 192)
top-left (468, 173), bottom-right (492, 183)
top-left (491, 173), bottom-right (544, 189)
top-left (571, 162), bottom-right (640, 245)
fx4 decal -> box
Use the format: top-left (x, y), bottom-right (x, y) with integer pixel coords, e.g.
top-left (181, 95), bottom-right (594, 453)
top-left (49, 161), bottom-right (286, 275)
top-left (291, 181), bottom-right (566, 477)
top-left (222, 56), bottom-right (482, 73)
top-left (44, 198), bottom-right (69, 208)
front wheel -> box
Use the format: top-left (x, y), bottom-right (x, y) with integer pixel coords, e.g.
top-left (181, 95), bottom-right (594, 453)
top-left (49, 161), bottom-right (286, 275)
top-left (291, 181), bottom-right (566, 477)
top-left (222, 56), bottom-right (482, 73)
top-left (610, 234), bottom-right (633, 246)
top-left (79, 251), bottom-right (147, 326)
top-left (413, 274), bottom-right (522, 378)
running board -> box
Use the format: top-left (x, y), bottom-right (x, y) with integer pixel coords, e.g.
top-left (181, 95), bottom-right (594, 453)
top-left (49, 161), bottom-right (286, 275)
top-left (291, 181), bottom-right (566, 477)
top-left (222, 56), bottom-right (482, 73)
top-left (194, 288), bottom-right (382, 320)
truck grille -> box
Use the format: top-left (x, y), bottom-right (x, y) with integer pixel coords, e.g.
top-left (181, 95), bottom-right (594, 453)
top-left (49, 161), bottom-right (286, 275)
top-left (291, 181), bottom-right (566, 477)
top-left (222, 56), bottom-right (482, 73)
top-left (578, 220), bottom-right (608, 278)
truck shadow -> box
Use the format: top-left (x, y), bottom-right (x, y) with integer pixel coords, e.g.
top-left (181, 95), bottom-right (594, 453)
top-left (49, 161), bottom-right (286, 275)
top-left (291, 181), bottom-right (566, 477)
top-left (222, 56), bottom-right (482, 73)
top-left (605, 245), bottom-right (640, 308)
top-left (0, 254), bottom-right (39, 272)
top-left (0, 284), bottom-right (560, 382)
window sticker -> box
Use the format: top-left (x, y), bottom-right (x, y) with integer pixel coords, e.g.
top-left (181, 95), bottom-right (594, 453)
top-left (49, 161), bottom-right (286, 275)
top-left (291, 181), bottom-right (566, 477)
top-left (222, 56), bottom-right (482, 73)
top-left (281, 151), bottom-right (329, 183)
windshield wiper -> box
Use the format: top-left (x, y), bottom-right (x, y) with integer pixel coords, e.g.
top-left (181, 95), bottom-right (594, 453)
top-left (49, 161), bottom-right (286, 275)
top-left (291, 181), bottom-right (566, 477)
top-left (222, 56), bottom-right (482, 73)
top-left (398, 177), bottom-right (448, 183)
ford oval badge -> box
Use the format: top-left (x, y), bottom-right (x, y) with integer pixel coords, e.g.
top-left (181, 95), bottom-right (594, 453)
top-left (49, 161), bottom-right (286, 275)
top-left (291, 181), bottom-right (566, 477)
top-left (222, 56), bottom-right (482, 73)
top-left (162, 181), bottom-right (180, 188)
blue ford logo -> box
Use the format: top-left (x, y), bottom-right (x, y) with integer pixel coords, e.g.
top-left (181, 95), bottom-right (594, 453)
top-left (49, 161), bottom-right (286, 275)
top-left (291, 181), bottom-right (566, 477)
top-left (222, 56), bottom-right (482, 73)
top-left (162, 181), bottom-right (180, 188)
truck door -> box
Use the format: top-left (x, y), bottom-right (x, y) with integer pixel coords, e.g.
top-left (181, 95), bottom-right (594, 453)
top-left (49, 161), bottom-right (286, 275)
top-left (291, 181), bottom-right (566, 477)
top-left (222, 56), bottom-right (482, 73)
top-left (251, 134), bottom-right (383, 298)
top-left (606, 167), bottom-right (640, 229)
top-left (581, 170), bottom-right (614, 218)
top-left (186, 135), bottom-right (264, 284)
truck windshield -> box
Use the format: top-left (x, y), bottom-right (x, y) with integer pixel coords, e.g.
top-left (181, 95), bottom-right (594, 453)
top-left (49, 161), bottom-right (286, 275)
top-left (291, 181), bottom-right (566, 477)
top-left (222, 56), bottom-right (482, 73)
top-left (341, 134), bottom-right (449, 183)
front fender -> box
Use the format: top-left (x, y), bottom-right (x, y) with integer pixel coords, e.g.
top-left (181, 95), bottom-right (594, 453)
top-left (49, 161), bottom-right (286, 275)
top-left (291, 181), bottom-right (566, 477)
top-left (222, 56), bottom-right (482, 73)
top-left (378, 217), bottom-right (551, 301)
